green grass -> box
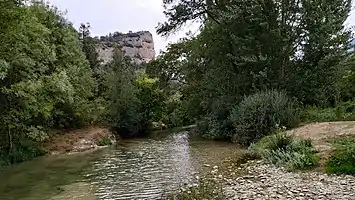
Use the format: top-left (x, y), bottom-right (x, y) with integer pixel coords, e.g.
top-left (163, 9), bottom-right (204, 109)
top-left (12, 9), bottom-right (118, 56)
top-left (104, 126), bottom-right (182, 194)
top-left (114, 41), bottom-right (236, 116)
top-left (95, 137), bottom-right (113, 146)
top-left (302, 106), bottom-right (338, 123)
top-left (302, 101), bottom-right (355, 123)
top-left (251, 132), bottom-right (319, 171)
top-left (326, 137), bottom-right (355, 175)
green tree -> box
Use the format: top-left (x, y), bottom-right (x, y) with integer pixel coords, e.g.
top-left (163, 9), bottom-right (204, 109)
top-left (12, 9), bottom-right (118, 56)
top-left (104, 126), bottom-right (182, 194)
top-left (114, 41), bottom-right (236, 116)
top-left (157, 0), bottom-right (352, 140)
top-left (0, 1), bottom-right (95, 164)
top-left (79, 23), bottom-right (101, 71)
top-left (102, 49), bottom-right (142, 138)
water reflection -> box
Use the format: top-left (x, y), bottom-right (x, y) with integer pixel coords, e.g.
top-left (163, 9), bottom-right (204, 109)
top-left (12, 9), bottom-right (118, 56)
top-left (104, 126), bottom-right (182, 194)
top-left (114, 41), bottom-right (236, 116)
top-left (0, 130), bottom-right (239, 200)
top-left (88, 131), bottom-right (197, 200)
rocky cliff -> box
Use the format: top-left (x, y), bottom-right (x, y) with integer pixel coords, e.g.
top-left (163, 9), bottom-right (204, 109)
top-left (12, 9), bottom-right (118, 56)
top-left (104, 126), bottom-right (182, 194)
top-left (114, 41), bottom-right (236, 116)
top-left (96, 31), bottom-right (155, 65)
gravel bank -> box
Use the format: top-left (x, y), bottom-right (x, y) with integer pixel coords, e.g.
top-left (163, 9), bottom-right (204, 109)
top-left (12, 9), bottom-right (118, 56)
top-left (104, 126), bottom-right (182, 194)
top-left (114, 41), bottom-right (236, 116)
top-left (225, 161), bottom-right (355, 200)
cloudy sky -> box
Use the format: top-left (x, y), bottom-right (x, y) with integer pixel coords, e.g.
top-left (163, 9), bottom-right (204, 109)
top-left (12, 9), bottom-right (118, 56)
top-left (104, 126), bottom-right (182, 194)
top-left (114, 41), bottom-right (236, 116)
top-left (49, 0), bottom-right (355, 54)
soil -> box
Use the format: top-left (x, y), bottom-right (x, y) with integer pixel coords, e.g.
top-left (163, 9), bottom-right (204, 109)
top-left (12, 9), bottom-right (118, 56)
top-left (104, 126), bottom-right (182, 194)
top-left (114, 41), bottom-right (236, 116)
top-left (42, 126), bottom-right (116, 155)
top-left (288, 121), bottom-right (355, 165)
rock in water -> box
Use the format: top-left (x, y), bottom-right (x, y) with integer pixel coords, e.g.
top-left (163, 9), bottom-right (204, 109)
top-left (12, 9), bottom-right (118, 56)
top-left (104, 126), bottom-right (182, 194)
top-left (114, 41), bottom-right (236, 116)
top-left (97, 31), bottom-right (155, 65)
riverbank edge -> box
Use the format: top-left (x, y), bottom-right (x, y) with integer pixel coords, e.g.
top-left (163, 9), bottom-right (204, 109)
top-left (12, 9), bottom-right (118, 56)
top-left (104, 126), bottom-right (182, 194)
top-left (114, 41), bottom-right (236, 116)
top-left (42, 125), bottom-right (117, 155)
top-left (224, 160), bottom-right (355, 199)
top-left (172, 122), bottom-right (355, 199)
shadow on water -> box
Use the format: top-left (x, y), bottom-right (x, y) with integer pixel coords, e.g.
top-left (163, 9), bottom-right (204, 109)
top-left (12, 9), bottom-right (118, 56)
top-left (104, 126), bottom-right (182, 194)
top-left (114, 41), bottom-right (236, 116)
top-left (0, 129), bottom-right (241, 200)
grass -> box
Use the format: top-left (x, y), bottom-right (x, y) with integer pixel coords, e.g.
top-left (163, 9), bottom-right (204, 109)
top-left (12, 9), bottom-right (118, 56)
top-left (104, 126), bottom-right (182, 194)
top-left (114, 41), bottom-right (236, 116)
top-left (95, 137), bottom-right (113, 146)
top-left (302, 106), bottom-right (338, 123)
top-left (325, 137), bottom-right (355, 175)
top-left (302, 102), bottom-right (355, 123)
top-left (251, 132), bottom-right (319, 171)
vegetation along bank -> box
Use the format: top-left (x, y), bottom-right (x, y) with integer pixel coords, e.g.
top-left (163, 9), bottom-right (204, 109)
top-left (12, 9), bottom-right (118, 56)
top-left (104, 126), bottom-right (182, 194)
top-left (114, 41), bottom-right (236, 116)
top-left (2, 0), bottom-right (355, 199)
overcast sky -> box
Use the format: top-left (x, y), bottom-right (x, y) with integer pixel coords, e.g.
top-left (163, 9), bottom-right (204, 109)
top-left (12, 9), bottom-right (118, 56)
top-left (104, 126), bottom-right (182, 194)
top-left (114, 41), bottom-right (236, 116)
top-left (49, 0), bottom-right (355, 55)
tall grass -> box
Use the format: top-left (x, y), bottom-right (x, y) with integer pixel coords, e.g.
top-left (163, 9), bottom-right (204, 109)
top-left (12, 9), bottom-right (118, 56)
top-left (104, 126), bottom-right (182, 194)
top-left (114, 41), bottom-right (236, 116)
top-left (251, 132), bottom-right (318, 170)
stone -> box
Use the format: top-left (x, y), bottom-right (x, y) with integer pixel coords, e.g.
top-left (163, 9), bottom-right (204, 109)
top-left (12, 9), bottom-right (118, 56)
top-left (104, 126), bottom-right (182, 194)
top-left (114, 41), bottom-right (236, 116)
top-left (224, 162), bottom-right (355, 200)
top-left (96, 31), bottom-right (155, 65)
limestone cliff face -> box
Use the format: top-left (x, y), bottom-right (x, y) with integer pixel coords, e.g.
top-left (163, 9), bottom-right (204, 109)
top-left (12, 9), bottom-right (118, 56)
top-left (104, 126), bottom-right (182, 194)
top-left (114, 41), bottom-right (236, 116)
top-left (96, 31), bottom-right (155, 65)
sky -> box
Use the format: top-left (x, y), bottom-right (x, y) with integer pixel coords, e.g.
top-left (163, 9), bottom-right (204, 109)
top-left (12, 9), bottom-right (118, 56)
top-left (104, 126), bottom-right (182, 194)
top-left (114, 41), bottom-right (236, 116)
top-left (49, 0), bottom-right (355, 55)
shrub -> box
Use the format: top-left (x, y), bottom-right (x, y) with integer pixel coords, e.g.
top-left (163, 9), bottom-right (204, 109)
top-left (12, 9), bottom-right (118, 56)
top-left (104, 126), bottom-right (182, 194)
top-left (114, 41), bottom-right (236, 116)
top-left (335, 101), bottom-right (355, 121)
top-left (326, 140), bottom-right (355, 175)
top-left (301, 106), bottom-right (337, 123)
top-left (251, 133), bottom-right (318, 170)
top-left (230, 90), bottom-right (300, 144)
top-left (0, 137), bottom-right (46, 166)
top-left (95, 137), bottom-right (113, 146)
top-left (251, 131), bottom-right (293, 154)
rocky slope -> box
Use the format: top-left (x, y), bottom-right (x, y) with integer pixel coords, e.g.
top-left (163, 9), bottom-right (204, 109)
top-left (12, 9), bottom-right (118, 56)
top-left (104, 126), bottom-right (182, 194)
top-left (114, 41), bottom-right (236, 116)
top-left (96, 31), bottom-right (155, 65)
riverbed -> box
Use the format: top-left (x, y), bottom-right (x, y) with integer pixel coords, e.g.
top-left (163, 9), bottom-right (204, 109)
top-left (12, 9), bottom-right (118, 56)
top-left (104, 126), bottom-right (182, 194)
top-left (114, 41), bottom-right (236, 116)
top-left (0, 130), bottom-right (240, 200)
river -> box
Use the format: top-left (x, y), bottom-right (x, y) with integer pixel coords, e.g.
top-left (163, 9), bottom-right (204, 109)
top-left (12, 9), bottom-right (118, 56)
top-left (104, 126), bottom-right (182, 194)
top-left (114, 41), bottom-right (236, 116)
top-left (0, 129), bottom-right (240, 200)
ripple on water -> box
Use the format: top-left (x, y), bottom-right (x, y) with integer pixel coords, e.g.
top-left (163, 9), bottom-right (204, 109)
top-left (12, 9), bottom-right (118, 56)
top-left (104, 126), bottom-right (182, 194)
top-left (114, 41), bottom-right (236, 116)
top-left (0, 130), bottom-right (240, 200)
top-left (86, 132), bottom-right (196, 200)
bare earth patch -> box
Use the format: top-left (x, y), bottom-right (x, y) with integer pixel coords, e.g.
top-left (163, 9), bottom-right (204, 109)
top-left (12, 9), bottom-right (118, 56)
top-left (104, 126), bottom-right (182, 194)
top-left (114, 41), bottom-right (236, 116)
top-left (43, 126), bottom-right (116, 155)
top-left (287, 121), bottom-right (355, 165)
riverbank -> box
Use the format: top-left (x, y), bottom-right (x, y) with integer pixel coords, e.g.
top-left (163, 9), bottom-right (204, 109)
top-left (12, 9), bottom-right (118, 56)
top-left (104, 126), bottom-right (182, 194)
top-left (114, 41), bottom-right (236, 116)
top-left (175, 122), bottom-right (355, 200)
top-left (225, 160), bottom-right (355, 199)
top-left (43, 126), bottom-right (116, 155)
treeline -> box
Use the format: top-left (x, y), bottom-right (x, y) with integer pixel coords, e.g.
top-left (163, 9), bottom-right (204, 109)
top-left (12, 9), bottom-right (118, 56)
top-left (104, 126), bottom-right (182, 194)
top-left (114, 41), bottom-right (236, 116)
top-left (2, 0), bottom-right (355, 166)
top-left (0, 0), bottom-right (165, 165)
top-left (147, 0), bottom-right (355, 143)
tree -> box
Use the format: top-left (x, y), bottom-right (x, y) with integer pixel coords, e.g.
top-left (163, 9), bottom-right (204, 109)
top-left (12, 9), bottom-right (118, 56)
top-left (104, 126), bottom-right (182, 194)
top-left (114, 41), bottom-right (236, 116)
top-left (0, 1), bottom-right (95, 164)
top-left (157, 0), bottom-right (352, 139)
top-left (79, 22), bottom-right (101, 71)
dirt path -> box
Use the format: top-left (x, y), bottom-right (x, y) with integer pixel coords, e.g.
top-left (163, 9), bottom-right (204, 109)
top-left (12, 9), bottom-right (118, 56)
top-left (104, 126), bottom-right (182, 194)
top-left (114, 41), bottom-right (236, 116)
top-left (288, 121), bottom-right (355, 164)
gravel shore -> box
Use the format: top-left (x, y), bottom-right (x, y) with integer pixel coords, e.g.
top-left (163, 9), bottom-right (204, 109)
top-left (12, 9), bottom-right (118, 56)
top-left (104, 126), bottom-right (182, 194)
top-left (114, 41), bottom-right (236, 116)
top-left (225, 161), bottom-right (355, 200)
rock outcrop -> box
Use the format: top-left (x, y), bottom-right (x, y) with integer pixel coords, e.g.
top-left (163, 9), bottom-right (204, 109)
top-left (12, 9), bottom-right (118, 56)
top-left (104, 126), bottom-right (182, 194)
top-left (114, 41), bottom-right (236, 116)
top-left (96, 31), bottom-right (155, 65)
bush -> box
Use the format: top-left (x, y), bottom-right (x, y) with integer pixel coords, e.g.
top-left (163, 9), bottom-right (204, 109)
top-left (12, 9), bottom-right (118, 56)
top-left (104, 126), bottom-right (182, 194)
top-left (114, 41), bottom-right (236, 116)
top-left (251, 131), bottom-right (293, 153)
top-left (0, 138), bottom-right (46, 166)
top-left (326, 139), bottom-right (355, 175)
top-left (251, 133), bottom-right (318, 170)
top-left (95, 137), bottom-right (113, 146)
top-left (335, 101), bottom-right (355, 121)
top-left (301, 106), bottom-right (338, 123)
top-left (230, 90), bottom-right (300, 144)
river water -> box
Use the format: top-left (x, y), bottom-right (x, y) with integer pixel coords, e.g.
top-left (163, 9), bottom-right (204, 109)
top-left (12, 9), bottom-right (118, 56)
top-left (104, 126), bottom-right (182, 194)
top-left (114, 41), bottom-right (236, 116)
top-left (0, 130), bottom-right (240, 200)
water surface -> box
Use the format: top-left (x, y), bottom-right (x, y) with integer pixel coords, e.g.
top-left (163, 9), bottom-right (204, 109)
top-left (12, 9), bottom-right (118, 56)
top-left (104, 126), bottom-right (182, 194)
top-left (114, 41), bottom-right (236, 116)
top-left (0, 130), bottom-right (240, 200)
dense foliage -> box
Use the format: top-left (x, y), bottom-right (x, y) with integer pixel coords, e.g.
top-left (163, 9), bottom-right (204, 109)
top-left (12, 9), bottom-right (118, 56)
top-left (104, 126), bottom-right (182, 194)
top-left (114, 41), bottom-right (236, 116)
top-left (0, 0), bottom-right (165, 165)
top-left (152, 0), bottom-right (354, 141)
top-left (0, 0), bottom-right (95, 165)
top-left (1, 0), bottom-right (355, 166)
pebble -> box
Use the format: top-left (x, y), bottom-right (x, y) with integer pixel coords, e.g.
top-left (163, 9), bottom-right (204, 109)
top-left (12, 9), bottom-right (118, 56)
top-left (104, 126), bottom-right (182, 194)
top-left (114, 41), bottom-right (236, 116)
top-left (225, 163), bottom-right (355, 200)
